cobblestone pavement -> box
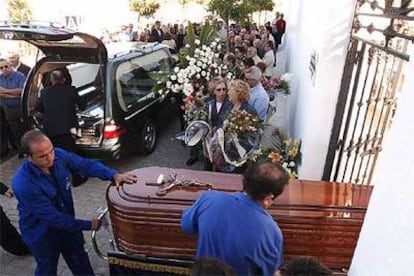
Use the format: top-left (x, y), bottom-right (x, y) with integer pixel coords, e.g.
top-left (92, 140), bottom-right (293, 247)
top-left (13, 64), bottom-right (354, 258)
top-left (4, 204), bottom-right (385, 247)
top-left (0, 119), bottom-right (203, 275)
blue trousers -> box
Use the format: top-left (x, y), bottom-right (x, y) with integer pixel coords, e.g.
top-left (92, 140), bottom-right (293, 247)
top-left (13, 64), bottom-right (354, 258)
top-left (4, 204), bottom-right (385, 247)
top-left (29, 230), bottom-right (94, 276)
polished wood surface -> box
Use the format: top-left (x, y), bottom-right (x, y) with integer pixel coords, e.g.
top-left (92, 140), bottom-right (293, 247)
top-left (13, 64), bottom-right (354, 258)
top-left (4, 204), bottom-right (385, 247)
top-left (107, 167), bottom-right (373, 270)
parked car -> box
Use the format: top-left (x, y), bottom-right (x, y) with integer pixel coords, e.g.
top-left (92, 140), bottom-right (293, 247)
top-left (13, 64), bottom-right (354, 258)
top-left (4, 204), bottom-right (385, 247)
top-left (0, 24), bottom-right (179, 159)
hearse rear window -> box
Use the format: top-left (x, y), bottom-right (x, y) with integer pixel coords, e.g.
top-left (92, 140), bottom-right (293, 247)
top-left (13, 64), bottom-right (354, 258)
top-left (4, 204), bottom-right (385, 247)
top-left (116, 50), bottom-right (171, 111)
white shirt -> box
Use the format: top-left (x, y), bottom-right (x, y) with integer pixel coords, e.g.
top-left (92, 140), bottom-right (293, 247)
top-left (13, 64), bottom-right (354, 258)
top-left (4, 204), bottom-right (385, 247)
top-left (252, 55), bottom-right (262, 65)
top-left (216, 102), bottom-right (223, 113)
top-left (263, 50), bottom-right (275, 78)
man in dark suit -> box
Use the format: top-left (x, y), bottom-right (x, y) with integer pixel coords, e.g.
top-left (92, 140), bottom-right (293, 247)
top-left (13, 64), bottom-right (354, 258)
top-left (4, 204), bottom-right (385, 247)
top-left (35, 69), bottom-right (84, 152)
top-left (8, 52), bottom-right (31, 76)
top-left (34, 69), bottom-right (87, 186)
top-left (149, 20), bottom-right (164, 43)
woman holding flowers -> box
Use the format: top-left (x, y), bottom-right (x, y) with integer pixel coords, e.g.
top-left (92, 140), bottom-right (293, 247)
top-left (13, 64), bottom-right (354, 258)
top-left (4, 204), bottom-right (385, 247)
top-left (209, 80), bottom-right (262, 173)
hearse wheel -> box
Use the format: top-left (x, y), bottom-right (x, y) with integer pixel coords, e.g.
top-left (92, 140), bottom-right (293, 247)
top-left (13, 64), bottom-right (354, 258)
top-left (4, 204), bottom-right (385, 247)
top-left (137, 119), bottom-right (157, 155)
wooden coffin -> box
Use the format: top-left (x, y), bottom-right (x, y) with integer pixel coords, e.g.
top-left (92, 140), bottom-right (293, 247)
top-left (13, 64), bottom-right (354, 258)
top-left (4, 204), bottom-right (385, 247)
top-left (107, 167), bottom-right (372, 271)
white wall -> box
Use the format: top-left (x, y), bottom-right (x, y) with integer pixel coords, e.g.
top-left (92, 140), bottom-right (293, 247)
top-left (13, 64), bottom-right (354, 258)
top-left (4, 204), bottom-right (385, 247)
top-left (282, 0), bottom-right (356, 179)
top-left (349, 43), bottom-right (414, 276)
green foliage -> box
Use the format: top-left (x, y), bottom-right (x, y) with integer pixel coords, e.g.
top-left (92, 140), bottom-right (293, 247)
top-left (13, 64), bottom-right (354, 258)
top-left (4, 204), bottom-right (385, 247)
top-left (187, 22), bottom-right (196, 50)
top-left (252, 0), bottom-right (274, 11)
top-left (6, 0), bottom-right (32, 22)
top-left (256, 133), bottom-right (302, 179)
top-left (148, 70), bottom-right (171, 94)
top-left (129, 0), bottom-right (160, 17)
top-left (178, 0), bottom-right (190, 6)
top-left (275, 80), bottom-right (290, 94)
top-left (199, 21), bottom-right (216, 46)
top-left (208, 0), bottom-right (237, 22)
top-left (178, 21), bottom-right (217, 67)
top-left (208, 0), bottom-right (274, 24)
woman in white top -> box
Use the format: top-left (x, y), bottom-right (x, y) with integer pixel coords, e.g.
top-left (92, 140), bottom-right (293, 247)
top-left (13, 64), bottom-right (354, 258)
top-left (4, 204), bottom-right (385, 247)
top-left (262, 40), bottom-right (276, 79)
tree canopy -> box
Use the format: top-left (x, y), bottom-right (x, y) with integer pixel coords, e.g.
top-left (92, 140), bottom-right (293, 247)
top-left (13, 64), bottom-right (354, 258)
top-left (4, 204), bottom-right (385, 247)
top-left (129, 0), bottom-right (160, 17)
top-left (6, 0), bottom-right (32, 22)
top-left (208, 0), bottom-right (274, 25)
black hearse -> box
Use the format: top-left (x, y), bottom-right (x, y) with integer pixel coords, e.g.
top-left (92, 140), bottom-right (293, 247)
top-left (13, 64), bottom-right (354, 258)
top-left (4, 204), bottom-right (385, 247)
top-left (0, 24), bottom-right (177, 159)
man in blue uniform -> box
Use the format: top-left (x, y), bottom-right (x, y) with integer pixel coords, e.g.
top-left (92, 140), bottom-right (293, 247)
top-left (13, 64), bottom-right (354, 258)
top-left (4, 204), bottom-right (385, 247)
top-left (181, 162), bottom-right (289, 275)
top-left (12, 129), bottom-right (138, 275)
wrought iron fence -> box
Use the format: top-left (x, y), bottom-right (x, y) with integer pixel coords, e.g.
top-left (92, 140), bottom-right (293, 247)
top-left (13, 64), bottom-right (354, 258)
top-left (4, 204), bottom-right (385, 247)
top-left (323, 0), bottom-right (414, 185)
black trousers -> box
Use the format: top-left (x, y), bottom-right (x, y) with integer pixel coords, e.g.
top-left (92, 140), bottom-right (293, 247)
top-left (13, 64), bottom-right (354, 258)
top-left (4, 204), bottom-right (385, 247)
top-left (0, 106), bottom-right (9, 154)
top-left (2, 105), bottom-right (25, 150)
top-left (0, 205), bottom-right (30, 256)
top-left (29, 230), bottom-right (93, 275)
top-left (50, 134), bottom-right (77, 153)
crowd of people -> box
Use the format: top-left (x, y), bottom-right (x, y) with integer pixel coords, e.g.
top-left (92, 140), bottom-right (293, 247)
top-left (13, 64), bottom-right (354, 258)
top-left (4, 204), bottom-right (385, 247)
top-left (102, 11), bottom-right (286, 65)
top-left (0, 12), bottom-right (335, 276)
top-left (178, 13), bottom-right (289, 173)
top-left (101, 20), bottom-right (188, 54)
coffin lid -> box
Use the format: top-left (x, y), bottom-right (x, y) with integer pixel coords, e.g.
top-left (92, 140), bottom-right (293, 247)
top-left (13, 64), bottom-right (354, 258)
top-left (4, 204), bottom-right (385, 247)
top-left (107, 167), bottom-right (373, 218)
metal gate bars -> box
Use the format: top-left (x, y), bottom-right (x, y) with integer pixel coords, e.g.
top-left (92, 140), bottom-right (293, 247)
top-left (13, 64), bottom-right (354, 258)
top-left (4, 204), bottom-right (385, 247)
top-left (323, 0), bottom-right (414, 185)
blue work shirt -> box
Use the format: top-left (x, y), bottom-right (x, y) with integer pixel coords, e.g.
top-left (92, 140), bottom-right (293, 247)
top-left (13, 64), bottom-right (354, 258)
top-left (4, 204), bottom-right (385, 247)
top-left (181, 191), bottom-right (283, 275)
top-left (248, 83), bottom-right (270, 121)
top-left (12, 148), bottom-right (117, 246)
top-left (0, 70), bottom-right (26, 107)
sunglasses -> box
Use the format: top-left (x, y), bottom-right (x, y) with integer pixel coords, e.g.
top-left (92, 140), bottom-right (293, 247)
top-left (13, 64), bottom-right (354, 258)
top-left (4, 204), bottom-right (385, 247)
top-left (0, 65), bottom-right (10, 70)
top-left (215, 87), bottom-right (226, 91)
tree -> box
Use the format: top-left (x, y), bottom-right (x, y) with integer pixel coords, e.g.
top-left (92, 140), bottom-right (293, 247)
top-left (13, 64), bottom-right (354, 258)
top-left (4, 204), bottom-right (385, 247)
top-left (6, 0), bottom-right (32, 22)
top-left (179, 0), bottom-right (190, 6)
top-left (208, 0), bottom-right (239, 51)
top-left (251, 0), bottom-right (274, 25)
top-left (208, 0), bottom-right (274, 50)
top-left (129, 0), bottom-right (160, 18)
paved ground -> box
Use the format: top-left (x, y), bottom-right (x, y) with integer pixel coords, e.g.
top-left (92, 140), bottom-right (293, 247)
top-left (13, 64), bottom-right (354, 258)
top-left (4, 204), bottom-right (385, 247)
top-left (0, 119), bottom-right (203, 275)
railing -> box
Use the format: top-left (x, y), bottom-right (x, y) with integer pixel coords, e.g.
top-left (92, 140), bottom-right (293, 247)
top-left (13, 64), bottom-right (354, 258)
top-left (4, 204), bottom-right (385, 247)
top-left (323, 0), bottom-right (414, 185)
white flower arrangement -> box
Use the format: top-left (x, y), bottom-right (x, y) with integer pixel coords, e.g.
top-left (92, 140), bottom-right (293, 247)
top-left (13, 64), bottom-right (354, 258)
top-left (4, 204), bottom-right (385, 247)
top-left (280, 73), bottom-right (294, 82)
top-left (156, 37), bottom-right (233, 97)
top-left (150, 21), bottom-right (234, 108)
top-left (264, 72), bottom-right (294, 94)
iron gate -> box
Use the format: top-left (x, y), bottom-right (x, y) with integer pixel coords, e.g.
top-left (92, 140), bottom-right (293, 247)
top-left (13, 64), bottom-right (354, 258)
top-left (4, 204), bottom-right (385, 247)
top-left (323, 0), bottom-right (414, 185)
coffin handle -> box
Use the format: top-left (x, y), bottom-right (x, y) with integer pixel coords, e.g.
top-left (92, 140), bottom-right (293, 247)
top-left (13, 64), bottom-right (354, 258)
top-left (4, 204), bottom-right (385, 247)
top-left (91, 206), bottom-right (109, 262)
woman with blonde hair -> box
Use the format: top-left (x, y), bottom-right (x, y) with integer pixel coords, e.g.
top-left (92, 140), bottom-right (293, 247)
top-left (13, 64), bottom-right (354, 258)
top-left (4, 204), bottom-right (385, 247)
top-left (209, 80), bottom-right (261, 173)
top-left (227, 80), bottom-right (257, 115)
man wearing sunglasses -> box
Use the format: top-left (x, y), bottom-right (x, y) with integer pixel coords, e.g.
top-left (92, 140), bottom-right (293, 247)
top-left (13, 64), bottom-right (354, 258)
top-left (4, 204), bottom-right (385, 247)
top-left (0, 58), bottom-right (26, 156)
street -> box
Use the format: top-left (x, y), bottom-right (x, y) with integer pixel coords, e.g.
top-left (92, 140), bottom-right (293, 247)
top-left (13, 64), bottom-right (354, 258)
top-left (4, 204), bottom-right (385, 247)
top-left (0, 118), bottom-right (203, 275)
